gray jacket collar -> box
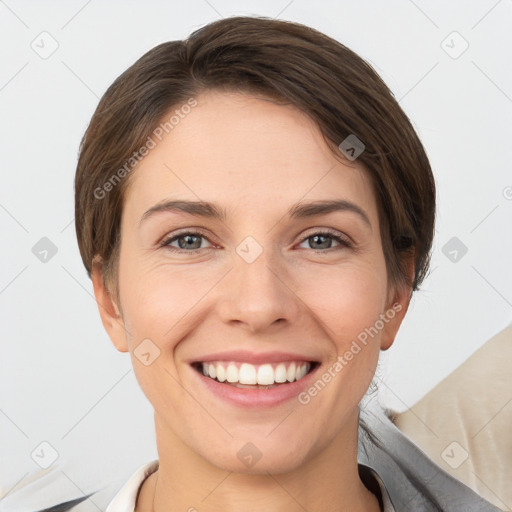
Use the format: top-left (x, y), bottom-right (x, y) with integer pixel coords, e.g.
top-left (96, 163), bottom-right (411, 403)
top-left (358, 398), bottom-right (503, 511)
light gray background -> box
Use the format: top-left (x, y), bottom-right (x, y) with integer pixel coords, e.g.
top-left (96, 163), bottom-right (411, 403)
top-left (1, 0), bottom-right (511, 509)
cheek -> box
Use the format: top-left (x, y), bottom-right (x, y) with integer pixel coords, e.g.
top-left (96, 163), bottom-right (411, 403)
top-left (118, 252), bottom-right (220, 346)
top-left (117, 258), bottom-right (204, 404)
top-left (295, 258), bottom-right (388, 345)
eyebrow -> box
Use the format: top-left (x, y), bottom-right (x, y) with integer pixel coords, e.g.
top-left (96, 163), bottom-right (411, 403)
top-left (139, 199), bottom-right (372, 228)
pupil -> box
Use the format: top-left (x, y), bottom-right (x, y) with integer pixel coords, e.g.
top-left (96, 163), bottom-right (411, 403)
top-left (179, 235), bottom-right (201, 249)
top-left (311, 235), bottom-right (331, 249)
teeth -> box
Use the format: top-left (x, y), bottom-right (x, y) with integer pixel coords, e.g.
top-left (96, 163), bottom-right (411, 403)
top-left (257, 364), bottom-right (274, 385)
top-left (239, 363), bottom-right (257, 384)
top-left (296, 364), bottom-right (307, 380)
top-left (226, 363), bottom-right (238, 383)
top-left (216, 364), bottom-right (226, 382)
top-left (286, 362), bottom-right (296, 382)
top-left (274, 363), bottom-right (287, 383)
top-left (199, 361), bottom-right (312, 386)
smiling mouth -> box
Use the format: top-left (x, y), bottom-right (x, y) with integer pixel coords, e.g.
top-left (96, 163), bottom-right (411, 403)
top-left (192, 360), bottom-right (318, 389)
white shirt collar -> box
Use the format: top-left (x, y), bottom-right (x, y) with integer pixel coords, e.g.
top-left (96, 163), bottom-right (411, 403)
top-left (105, 459), bottom-right (159, 512)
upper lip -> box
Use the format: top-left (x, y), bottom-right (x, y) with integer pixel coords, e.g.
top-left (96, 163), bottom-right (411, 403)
top-left (189, 350), bottom-right (319, 365)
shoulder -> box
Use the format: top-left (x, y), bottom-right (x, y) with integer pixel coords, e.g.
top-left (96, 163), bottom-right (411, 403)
top-left (105, 459), bottom-right (159, 512)
top-left (31, 459), bottom-right (159, 512)
top-left (358, 398), bottom-right (503, 512)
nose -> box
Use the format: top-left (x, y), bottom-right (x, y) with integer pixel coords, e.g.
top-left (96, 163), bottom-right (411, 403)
top-left (215, 248), bottom-right (301, 333)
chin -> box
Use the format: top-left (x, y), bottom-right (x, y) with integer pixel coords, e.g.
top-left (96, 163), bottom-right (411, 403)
top-left (210, 450), bottom-right (306, 476)
top-left (195, 431), bottom-right (313, 475)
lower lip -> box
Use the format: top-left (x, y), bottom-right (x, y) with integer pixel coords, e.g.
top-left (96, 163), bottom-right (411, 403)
top-left (192, 365), bottom-right (319, 409)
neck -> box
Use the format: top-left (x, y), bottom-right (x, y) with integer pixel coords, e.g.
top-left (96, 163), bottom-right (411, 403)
top-left (140, 411), bottom-right (380, 512)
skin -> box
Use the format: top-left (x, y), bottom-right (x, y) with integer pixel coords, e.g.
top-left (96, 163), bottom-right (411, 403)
top-left (92, 91), bottom-right (413, 512)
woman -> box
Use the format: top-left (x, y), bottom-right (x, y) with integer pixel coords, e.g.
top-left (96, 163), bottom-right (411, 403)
top-left (71, 16), bottom-right (501, 512)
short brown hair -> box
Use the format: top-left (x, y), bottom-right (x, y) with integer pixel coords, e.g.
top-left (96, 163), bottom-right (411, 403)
top-left (75, 15), bottom-right (435, 302)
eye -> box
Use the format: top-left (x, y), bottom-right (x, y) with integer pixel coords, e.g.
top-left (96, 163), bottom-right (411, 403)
top-left (160, 231), bottom-right (213, 252)
top-left (298, 230), bottom-right (351, 251)
top-left (159, 229), bottom-right (351, 254)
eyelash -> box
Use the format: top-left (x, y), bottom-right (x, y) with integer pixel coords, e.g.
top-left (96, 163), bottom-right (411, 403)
top-left (159, 229), bottom-right (352, 254)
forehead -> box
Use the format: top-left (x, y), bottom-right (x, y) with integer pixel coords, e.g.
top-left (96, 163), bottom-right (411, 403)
top-left (123, 91), bottom-right (378, 222)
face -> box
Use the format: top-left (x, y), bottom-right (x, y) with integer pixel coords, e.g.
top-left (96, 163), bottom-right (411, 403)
top-left (94, 91), bottom-right (410, 474)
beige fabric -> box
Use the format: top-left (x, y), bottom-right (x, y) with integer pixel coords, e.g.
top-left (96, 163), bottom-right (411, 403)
top-left (394, 323), bottom-right (512, 511)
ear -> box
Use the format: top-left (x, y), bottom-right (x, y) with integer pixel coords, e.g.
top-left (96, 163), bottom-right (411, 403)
top-left (91, 257), bottom-right (129, 353)
top-left (380, 255), bottom-right (415, 351)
